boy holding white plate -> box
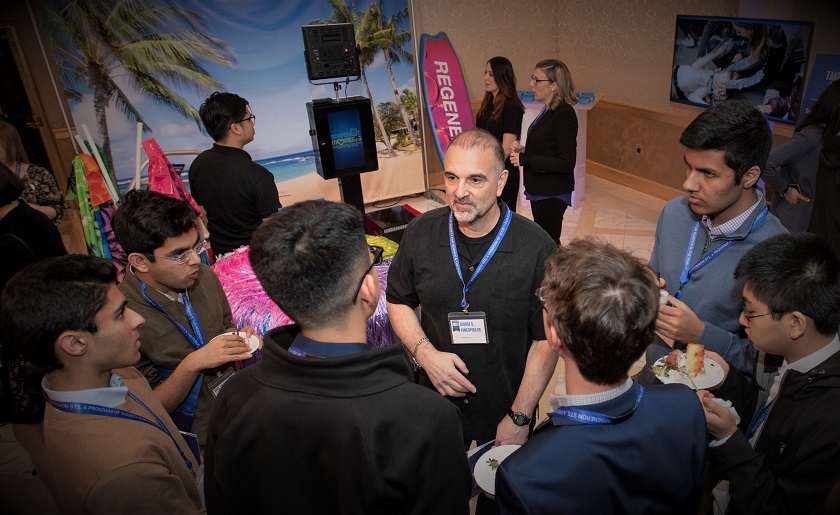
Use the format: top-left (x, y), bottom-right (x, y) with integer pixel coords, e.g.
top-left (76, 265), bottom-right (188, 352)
top-left (114, 189), bottom-right (258, 451)
top-left (699, 232), bottom-right (840, 515)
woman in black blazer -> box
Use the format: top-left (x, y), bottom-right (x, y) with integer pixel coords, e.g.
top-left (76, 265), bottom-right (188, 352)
top-left (510, 59), bottom-right (577, 242)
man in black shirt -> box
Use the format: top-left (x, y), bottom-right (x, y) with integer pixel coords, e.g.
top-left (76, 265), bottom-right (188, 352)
top-left (189, 92), bottom-right (281, 256)
top-left (387, 129), bottom-right (558, 450)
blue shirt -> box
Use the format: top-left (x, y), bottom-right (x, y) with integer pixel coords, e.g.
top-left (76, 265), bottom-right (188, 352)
top-left (289, 334), bottom-right (370, 358)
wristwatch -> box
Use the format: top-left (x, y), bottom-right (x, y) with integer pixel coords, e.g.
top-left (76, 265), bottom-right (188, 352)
top-left (508, 410), bottom-right (532, 426)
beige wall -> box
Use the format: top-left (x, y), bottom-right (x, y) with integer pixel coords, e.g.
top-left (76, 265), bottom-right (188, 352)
top-left (411, 0), bottom-right (559, 102)
top-left (412, 0), bottom-right (840, 193)
top-left (557, 0), bottom-right (736, 114)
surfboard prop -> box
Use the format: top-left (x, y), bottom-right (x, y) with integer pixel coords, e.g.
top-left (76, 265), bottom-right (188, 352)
top-left (419, 32), bottom-right (475, 166)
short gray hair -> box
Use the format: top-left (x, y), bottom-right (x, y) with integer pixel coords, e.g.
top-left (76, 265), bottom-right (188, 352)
top-left (447, 128), bottom-right (505, 176)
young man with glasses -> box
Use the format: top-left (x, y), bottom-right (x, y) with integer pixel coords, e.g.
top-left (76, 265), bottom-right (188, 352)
top-left (698, 232), bottom-right (840, 515)
top-left (496, 238), bottom-right (708, 515)
top-left (189, 91), bottom-right (281, 256)
top-left (205, 200), bottom-right (471, 514)
top-left (113, 189), bottom-right (257, 451)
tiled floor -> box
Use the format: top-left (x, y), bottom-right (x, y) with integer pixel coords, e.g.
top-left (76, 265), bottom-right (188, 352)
top-left (401, 174), bottom-right (668, 427)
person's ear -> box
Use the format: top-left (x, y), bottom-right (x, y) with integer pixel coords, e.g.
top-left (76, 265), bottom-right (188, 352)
top-left (789, 311), bottom-right (808, 340)
top-left (56, 331), bottom-right (87, 358)
top-left (357, 273), bottom-right (380, 314)
top-left (127, 252), bottom-right (151, 273)
top-left (740, 165), bottom-right (760, 189)
top-left (543, 312), bottom-right (563, 353)
top-left (496, 169), bottom-right (508, 197)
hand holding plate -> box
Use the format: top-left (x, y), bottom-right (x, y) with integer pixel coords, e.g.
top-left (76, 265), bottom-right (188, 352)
top-left (696, 390), bottom-right (737, 440)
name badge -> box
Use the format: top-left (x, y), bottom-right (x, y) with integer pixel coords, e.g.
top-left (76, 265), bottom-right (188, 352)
top-left (207, 367), bottom-right (235, 398)
top-left (179, 430), bottom-right (202, 465)
top-left (448, 311), bottom-right (489, 344)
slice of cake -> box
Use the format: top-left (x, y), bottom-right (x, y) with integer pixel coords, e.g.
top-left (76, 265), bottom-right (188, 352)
top-left (686, 343), bottom-right (706, 378)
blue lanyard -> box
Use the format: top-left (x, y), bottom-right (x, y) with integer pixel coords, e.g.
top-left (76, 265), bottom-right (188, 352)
top-left (47, 392), bottom-right (194, 471)
top-left (675, 206), bottom-right (768, 299)
top-left (549, 386), bottom-right (645, 425)
top-left (14, 161), bottom-right (21, 177)
top-left (528, 107), bottom-right (547, 134)
top-left (139, 279), bottom-right (206, 350)
top-left (745, 398), bottom-right (776, 441)
top-left (448, 203), bottom-right (512, 312)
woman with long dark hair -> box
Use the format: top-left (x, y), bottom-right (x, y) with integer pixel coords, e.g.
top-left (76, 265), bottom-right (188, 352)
top-left (510, 59), bottom-right (577, 242)
top-left (764, 80), bottom-right (840, 232)
top-left (806, 80), bottom-right (840, 253)
top-left (475, 56), bottom-right (524, 213)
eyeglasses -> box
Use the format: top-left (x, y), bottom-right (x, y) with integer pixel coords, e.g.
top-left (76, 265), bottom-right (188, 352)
top-left (530, 75), bottom-right (553, 83)
top-left (741, 309), bottom-right (779, 323)
top-left (535, 287), bottom-right (547, 312)
top-left (235, 114), bottom-right (256, 124)
top-left (352, 245), bottom-right (384, 303)
top-left (150, 240), bottom-right (207, 266)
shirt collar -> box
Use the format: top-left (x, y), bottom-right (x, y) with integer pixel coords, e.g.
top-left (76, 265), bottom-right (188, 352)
top-left (702, 193), bottom-right (763, 239)
top-left (42, 373), bottom-right (128, 408)
top-left (440, 200), bottom-right (514, 253)
top-left (548, 377), bottom-right (633, 411)
top-left (211, 143), bottom-right (252, 159)
top-left (290, 333), bottom-right (369, 358)
top-left (787, 334), bottom-right (840, 374)
top-left (128, 265), bottom-right (186, 303)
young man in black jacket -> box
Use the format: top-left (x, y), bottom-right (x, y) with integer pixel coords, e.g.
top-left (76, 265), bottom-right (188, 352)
top-left (699, 232), bottom-right (840, 514)
top-left (205, 201), bottom-right (471, 514)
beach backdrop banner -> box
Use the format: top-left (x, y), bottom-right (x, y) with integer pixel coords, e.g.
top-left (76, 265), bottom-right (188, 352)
top-left (39, 0), bottom-right (424, 205)
top-left (419, 32), bottom-right (474, 166)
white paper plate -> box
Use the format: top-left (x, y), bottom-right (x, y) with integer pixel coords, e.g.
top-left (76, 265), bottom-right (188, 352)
top-left (222, 331), bottom-right (259, 354)
top-left (473, 445), bottom-right (520, 495)
top-left (653, 355), bottom-right (724, 389)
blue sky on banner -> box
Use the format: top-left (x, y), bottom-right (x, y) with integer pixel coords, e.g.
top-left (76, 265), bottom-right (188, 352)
top-left (62, 0), bottom-right (415, 181)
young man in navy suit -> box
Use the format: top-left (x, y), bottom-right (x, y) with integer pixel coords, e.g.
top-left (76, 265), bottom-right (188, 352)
top-left (496, 238), bottom-right (708, 515)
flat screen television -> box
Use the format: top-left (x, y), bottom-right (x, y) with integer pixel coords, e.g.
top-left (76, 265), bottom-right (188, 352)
top-left (670, 15), bottom-right (814, 124)
top-left (306, 96), bottom-right (378, 179)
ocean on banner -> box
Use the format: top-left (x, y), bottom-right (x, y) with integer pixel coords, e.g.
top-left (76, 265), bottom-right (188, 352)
top-left (116, 150), bottom-right (318, 193)
top-left (255, 151), bottom-right (318, 183)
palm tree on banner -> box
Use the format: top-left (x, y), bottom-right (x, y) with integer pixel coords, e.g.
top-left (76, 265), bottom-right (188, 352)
top-left (373, 1), bottom-right (418, 148)
top-left (314, 0), bottom-right (396, 157)
top-left (40, 0), bottom-right (236, 177)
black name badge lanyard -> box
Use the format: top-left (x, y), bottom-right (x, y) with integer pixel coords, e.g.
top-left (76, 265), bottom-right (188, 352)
top-left (447, 204), bottom-right (512, 344)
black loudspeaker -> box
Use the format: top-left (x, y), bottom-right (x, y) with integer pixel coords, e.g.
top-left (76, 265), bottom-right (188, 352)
top-left (301, 24), bottom-right (361, 81)
top-left (306, 97), bottom-right (378, 180)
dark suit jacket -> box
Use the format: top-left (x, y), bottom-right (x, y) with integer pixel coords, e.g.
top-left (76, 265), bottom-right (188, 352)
top-left (496, 381), bottom-right (707, 515)
top-left (520, 102), bottom-right (578, 195)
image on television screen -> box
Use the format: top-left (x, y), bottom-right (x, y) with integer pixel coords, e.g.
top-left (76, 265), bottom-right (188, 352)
top-left (328, 108), bottom-right (366, 171)
top-left (671, 16), bottom-right (814, 125)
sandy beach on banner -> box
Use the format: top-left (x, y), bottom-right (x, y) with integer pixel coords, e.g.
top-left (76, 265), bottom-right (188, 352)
top-left (274, 150), bottom-right (424, 206)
